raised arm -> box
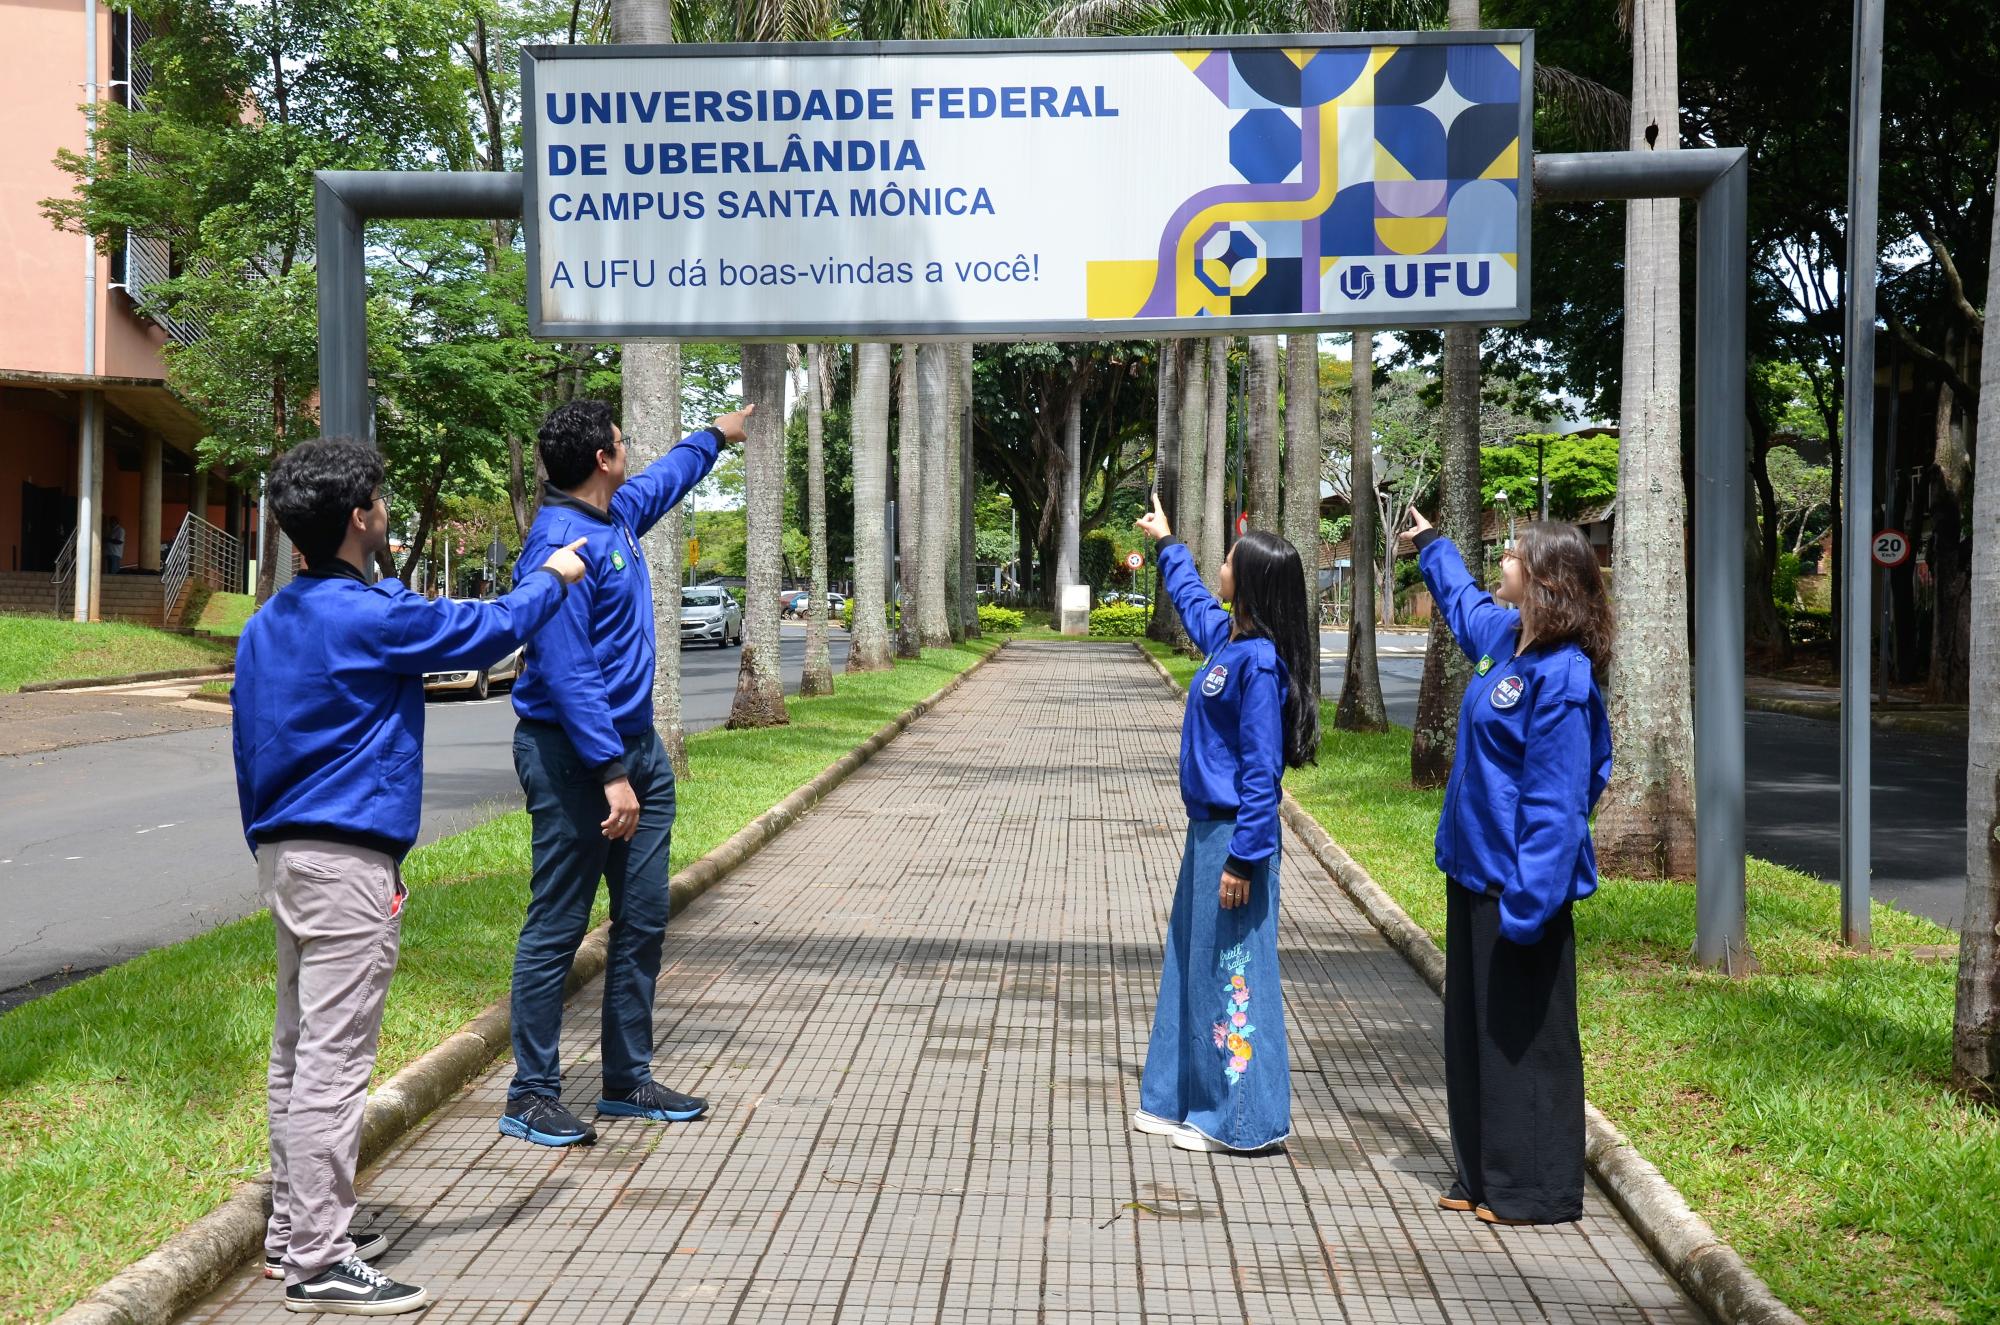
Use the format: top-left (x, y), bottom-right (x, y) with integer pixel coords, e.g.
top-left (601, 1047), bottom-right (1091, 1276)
top-left (1408, 509), bottom-right (1517, 663)
top-left (375, 539), bottom-right (586, 676)
top-left (610, 427), bottom-right (722, 538)
top-left (1135, 490), bottom-right (1230, 656)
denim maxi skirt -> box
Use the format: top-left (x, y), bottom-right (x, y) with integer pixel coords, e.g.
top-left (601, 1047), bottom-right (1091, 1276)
top-left (1138, 818), bottom-right (1290, 1150)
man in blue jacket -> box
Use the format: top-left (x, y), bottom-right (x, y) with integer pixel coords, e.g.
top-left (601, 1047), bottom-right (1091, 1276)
top-left (502, 399), bottom-right (747, 1147)
top-left (234, 437), bottom-right (587, 1314)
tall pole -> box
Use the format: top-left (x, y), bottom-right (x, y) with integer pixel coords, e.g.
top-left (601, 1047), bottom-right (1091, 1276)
top-left (1839, 0), bottom-right (1884, 950)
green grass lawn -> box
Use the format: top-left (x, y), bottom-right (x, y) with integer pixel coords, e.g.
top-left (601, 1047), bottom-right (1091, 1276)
top-left (189, 590), bottom-right (257, 637)
top-left (1141, 640), bottom-right (1995, 1325)
top-left (0, 614), bottom-right (236, 693)
top-left (0, 640), bottom-right (996, 1322)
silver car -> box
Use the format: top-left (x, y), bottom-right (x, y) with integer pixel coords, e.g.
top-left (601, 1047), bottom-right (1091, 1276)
top-left (424, 643), bottom-right (524, 702)
top-left (680, 586), bottom-right (743, 648)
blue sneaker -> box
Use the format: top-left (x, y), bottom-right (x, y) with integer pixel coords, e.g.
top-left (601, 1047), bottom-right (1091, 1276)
top-left (498, 1095), bottom-right (597, 1147)
top-left (596, 1080), bottom-right (708, 1123)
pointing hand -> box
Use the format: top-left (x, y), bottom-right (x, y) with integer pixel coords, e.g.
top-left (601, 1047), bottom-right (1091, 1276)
top-left (712, 403), bottom-right (755, 445)
top-left (542, 537), bottom-right (590, 585)
top-left (1134, 490), bottom-right (1173, 542)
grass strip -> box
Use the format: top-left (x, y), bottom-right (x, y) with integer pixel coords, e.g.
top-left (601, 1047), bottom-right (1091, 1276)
top-left (0, 615), bottom-right (235, 694)
top-left (187, 590), bottom-right (257, 639)
top-left (1141, 639), bottom-right (1994, 1325)
top-left (0, 640), bottom-right (996, 1321)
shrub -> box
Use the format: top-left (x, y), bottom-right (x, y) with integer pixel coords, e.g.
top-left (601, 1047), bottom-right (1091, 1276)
top-left (977, 604), bottom-right (1025, 633)
top-left (1776, 601), bottom-right (1834, 652)
top-left (1773, 552), bottom-right (1801, 608)
top-left (1080, 529), bottom-right (1116, 591)
top-left (1089, 603), bottom-right (1148, 637)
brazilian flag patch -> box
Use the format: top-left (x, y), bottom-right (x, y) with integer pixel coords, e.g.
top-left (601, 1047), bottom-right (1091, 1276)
top-left (611, 550), bottom-right (627, 571)
top-left (1476, 654), bottom-right (1494, 676)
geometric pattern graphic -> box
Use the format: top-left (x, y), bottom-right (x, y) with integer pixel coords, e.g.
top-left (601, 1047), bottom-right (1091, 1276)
top-left (1086, 42), bottom-right (1524, 319)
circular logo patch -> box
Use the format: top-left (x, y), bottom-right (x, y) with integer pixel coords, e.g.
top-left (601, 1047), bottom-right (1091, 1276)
top-left (1201, 664), bottom-right (1229, 698)
top-left (1491, 675), bottom-right (1525, 710)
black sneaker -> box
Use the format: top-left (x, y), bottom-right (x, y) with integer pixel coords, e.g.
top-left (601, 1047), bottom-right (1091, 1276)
top-left (265, 1230), bottom-right (387, 1279)
top-left (283, 1256), bottom-right (427, 1315)
top-left (497, 1095), bottom-right (597, 1147)
top-left (596, 1080), bottom-right (708, 1123)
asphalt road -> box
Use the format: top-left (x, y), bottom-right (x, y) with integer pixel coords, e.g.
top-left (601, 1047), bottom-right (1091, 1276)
top-left (1318, 629), bottom-right (1969, 932)
top-left (0, 630), bottom-right (851, 1004)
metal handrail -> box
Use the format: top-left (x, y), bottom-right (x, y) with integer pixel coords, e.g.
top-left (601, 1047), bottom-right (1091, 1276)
top-left (162, 513), bottom-right (244, 622)
top-left (51, 527), bottom-right (78, 587)
top-left (160, 512), bottom-right (193, 618)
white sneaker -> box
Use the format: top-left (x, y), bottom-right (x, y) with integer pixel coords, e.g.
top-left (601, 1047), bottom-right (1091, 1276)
top-left (1131, 1110), bottom-right (1180, 1136)
top-left (1170, 1124), bottom-right (1284, 1155)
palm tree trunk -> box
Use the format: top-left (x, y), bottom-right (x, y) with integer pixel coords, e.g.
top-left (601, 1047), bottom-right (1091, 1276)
top-left (917, 343), bottom-right (953, 647)
top-left (1337, 330), bottom-right (1388, 731)
top-left (623, 341), bottom-right (692, 773)
top-left (1282, 333), bottom-right (1322, 709)
top-left (802, 344), bottom-right (834, 696)
top-left (1202, 338), bottom-right (1228, 588)
top-left (1175, 339), bottom-right (1209, 643)
top-left (895, 342), bottom-right (922, 658)
top-left (1950, 138), bottom-right (2000, 1102)
top-left (944, 343), bottom-right (966, 643)
top-left (1412, 324), bottom-right (1482, 786)
top-left (1594, 0), bottom-right (1697, 878)
top-left (958, 344), bottom-right (980, 636)
top-left (1247, 336), bottom-right (1281, 531)
top-left (847, 342), bottom-right (894, 671)
top-left (726, 343), bottom-right (790, 727)
top-left (1058, 388), bottom-right (1082, 592)
top-left (1149, 340), bottom-right (1184, 643)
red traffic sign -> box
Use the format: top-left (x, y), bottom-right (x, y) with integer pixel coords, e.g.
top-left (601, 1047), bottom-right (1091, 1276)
top-left (1871, 529), bottom-right (1910, 568)
top-left (1235, 511), bottom-right (1249, 537)
top-left (1125, 551), bottom-right (1144, 570)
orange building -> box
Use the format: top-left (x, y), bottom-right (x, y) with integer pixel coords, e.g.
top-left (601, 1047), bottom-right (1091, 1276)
top-left (0, 3), bottom-right (255, 624)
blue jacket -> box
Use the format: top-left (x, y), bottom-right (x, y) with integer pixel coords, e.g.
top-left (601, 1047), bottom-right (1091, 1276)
top-left (511, 427), bottom-right (721, 779)
top-left (232, 562), bottom-right (569, 859)
top-left (1158, 538), bottom-right (1288, 878)
top-left (1416, 532), bottom-right (1613, 944)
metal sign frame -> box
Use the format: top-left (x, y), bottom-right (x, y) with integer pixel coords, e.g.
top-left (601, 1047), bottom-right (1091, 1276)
top-left (517, 31), bottom-right (1536, 342)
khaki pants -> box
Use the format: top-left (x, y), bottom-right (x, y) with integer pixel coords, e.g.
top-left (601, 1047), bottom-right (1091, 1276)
top-left (260, 840), bottom-right (405, 1284)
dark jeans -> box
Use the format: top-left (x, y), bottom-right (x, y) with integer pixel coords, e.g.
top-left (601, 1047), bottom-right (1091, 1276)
top-left (508, 720), bottom-right (676, 1103)
top-left (1443, 880), bottom-right (1585, 1223)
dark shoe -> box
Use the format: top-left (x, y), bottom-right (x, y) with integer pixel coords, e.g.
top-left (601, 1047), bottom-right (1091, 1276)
top-left (498, 1095), bottom-right (598, 1147)
top-left (597, 1080), bottom-right (707, 1123)
top-left (1475, 1204), bottom-right (1535, 1226)
top-left (1437, 1184), bottom-right (1475, 1213)
top-left (266, 1230), bottom-right (387, 1279)
top-left (283, 1256), bottom-right (427, 1314)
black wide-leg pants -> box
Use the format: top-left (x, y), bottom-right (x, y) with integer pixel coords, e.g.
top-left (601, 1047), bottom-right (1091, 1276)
top-left (1443, 881), bottom-right (1585, 1223)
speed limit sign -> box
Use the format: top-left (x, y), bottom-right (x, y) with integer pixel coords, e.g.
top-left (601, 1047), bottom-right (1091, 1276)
top-left (1871, 529), bottom-right (1910, 568)
top-left (1125, 551), bottom-right (1143, 571)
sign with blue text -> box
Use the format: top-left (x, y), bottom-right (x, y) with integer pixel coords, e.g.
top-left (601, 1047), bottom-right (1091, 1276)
top-left (521, 34), bottom-right (1533, 341)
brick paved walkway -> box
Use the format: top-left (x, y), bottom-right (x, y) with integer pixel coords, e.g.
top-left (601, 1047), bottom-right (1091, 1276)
top-left (187, 643), bottom-right (1701, 1325)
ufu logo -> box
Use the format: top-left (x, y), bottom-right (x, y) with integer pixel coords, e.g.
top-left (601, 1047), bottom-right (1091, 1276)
top-left (1339, 259), bottom-right (1494, 300)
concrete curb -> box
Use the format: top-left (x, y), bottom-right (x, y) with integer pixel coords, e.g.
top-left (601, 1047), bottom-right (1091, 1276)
top-left (50, 642), bottom-right (1006, 1325)
top-left (1745, 694), bottom-right (1966, 736)
top-left (1131, 642), bottom-right (1804, 1325)
top-left (20, 665), bottom-right (235, 694)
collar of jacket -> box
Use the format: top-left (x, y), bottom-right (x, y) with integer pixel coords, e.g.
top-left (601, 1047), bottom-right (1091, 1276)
top-left (298, 558), bottom-right (368, 585)
top-left (542, 482), bottom-right (613, 525)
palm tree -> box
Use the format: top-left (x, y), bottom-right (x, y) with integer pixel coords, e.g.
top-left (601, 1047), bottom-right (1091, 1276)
top-left (801, 343), bottom-right (834, 696)
top-left (945, 344), bottom-right (966, 643)
top-left (1951, 140), bottom-right (2000, 1102)
top-left (1246, 336), bottom-right (1281, 531)
top-left (917, 344), bottom-right (953, 646)
top-left (1337, 330), bottom-right (1388, 731)
top-left (726, 342), bottom-right (790, 727)
top-left (1148, 339), bottom-right (1184, 644)
top-left (608, 0), bottom-right (692, 772)
top-left (896, 343), bottom-right (922, 658)
top-left (1594, 0), bottom-right (1697, 877)
top-left (1174, 339), bottom-right (1208, 638)
top-left (1057, 385), bottom-right (1083, 594)
top-left (958, 344), bottom-right (981, 635)
top-left (1282, 332), bottom-right (1322, 707)
top-left (1202, 337), bottom-right (1229, 587)
top-left (847, 342), bottom-right (895, 671)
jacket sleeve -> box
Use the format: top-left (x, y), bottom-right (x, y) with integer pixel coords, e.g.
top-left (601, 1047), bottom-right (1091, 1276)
top-left (611, 427), bottom-right (722, 538)
top-left (1157, 537), bottom-right (1231, 656)
top-left (1502, 655), bottom-right (1595, 944)
top-left (374, 571), bottom-right (568, 677)
top-left (1225, 656), bottom-right (1286, 877)
top-left (1416, 532), bottom-right (1517, 664)
top-left (524, 566), bottom-right (628, 779)
top-left (230, 686), bottom-right (256, 857)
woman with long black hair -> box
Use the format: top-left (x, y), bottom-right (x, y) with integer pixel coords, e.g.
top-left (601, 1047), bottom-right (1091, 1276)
top-left (1130, 494), bottom-right (1320, 1154)
top-left (1407, 506), bottom-right (1614, 1225)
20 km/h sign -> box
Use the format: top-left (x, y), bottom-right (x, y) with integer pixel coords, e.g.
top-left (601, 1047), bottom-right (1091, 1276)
top-left (521, 33), bottom-right (1533, 341)
top-left (1126, 552), bottom-right (1144, 571)
top-left (1870, 529), bottom-right (1910, 568)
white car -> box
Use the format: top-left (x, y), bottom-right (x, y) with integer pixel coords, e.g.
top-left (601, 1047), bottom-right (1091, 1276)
top-left (424, 644), bottom-right (524, 702)
top-left (681, 586), bottom-right (743, 648)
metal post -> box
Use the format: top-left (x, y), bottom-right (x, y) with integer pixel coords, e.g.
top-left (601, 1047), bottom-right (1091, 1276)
top-left (1839, 0), bottom-right (1884, 950)
top-left (1535, 147), bottom-right (1751, 971)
